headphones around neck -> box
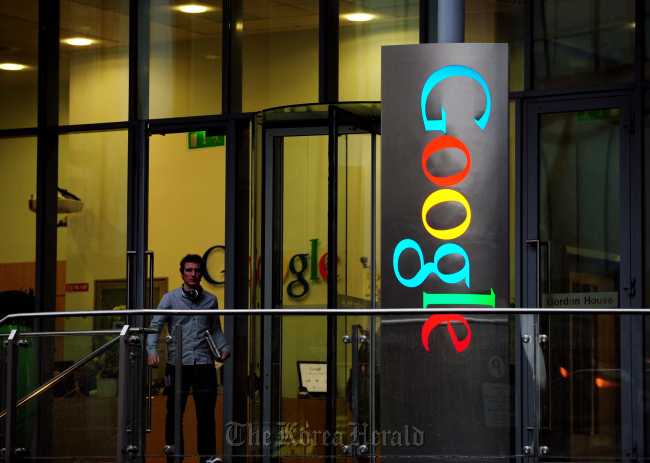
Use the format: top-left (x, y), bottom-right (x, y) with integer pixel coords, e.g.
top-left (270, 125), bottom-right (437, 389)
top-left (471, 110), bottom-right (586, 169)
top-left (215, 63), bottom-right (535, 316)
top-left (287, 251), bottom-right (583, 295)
top-left (183, 286), bottom-right (203, 301)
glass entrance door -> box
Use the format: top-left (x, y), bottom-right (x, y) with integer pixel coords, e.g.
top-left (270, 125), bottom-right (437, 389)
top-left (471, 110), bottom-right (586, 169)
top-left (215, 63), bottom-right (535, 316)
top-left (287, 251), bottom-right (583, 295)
top-left (141, 116), bottom-right (252, 462)
top-left (256, 103), bottom-right (380, 463)
top-left (522, 96), bottom-right (635, 460)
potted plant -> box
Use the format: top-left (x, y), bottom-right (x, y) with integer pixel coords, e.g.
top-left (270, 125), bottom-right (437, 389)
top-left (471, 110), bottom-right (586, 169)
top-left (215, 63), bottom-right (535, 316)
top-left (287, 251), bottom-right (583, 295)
top-left (91, 304), bottom-right (125, 397)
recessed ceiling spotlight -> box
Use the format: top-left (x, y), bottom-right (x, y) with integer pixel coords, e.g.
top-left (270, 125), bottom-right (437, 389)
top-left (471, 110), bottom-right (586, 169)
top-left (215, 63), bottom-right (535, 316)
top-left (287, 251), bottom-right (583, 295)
top-left (0, 63), bottom-right (25, 71)
top-left (346, 13), bottom-right (373, 22)
top-left (179, 4), bottom-right (208, 13)
top-left (65, 38), bottom-right (93, 46)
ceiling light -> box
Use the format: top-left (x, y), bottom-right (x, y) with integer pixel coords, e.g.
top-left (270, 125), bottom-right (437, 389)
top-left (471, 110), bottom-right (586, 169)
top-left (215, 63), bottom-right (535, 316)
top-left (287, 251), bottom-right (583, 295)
top-left (346, 13), bottom-right (373, 22)
top-left (66, 38), bottom-right (93, 46)
top-left (179, 4), bottom-right (208, 13)
top-left (0, 63), bottom-right (25, 71)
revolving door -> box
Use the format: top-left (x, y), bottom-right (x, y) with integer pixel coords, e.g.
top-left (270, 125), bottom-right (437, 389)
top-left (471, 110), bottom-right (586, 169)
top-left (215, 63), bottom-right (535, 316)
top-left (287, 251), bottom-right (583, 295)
top-left (252, 103), bottom-right (381, 463)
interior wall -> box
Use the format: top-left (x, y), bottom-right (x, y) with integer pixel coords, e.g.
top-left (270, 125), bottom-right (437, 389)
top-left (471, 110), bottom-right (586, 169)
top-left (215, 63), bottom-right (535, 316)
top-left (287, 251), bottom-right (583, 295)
top-left (148, 132), bottom-right (226, 311)
top-left (0, 138), bottom-right (37, 265)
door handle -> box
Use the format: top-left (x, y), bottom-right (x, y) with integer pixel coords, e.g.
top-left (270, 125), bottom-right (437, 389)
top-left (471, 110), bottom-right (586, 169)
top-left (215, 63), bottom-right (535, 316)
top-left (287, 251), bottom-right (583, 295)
top-left (146, 365), bottom-right (153, 433)
top-left (126, 251), bottom-right (136, 310)
top-left (146, 251), bottom-right (154, 310)
top-left (526, 240), bottom-right (551, 307)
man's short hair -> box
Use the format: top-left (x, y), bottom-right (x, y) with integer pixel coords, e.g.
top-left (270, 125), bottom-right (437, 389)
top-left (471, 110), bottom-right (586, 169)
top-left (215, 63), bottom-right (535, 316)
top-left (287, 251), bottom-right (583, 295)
top-left (180, 254), bottom-right (204, 273)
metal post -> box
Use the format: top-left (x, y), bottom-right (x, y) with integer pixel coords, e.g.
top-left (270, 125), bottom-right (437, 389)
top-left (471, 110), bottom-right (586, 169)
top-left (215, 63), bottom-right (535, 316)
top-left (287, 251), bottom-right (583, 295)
top-left (174, 326), bottom-right (183, 463)
top-left (3, 329), bottom-right (19, 463)
top-left (117, 325), bottom-right (132, 463)
top-left (350, 325), bottom-right (359, 463)
top-left (437, 0), bottom-right (465, 43)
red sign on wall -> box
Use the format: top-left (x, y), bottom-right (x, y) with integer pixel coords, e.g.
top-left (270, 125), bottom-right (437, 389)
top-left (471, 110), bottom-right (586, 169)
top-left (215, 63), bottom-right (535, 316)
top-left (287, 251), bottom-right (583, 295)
top-left (66, 283), bottom-right (89, 292)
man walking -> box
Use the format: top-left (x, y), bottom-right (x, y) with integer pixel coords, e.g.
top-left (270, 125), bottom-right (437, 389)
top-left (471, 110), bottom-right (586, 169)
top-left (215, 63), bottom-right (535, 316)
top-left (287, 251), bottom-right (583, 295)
top-left (146, 254), bottom-right (230, 463)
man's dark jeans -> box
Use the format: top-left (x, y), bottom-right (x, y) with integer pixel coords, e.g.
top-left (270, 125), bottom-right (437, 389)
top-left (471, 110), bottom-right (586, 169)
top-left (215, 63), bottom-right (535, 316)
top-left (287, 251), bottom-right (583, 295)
top-left (164, 363), bottom-right (218, 463)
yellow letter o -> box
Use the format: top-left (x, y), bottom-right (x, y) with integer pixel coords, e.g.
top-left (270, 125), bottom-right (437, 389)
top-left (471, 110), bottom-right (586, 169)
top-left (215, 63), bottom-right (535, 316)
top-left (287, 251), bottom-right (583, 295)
top-left (421, 189), bottom-right (471, 240)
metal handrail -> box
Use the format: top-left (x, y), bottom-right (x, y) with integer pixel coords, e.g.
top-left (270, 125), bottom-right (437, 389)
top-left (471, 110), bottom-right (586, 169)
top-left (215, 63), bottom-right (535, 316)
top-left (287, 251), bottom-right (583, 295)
top-left (0, 328), bottom-right (156, 339)
top-left (2, 305), bottom-right (649, 329)
top-left (0, 335), bottom-right (121, 420)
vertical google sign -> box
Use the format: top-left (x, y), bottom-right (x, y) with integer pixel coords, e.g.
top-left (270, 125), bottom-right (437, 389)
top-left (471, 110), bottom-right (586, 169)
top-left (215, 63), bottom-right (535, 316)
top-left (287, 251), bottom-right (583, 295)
top-left (381, 44), bottom-right (509, 352)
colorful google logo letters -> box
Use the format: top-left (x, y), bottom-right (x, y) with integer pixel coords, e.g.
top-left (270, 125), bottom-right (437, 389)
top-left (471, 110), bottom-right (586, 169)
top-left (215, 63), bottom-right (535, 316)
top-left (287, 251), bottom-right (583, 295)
top-left (392, 65), bottom-right (497, 353)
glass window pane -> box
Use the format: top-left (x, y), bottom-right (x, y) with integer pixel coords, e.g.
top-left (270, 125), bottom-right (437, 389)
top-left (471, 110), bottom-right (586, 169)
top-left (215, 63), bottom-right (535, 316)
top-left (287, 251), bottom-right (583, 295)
top-left (0, 137), bottom-right (37, 316)
top-left (282, 135), bottom-right (329, 307)
top-left (466, 1), bottom-right (524, 92)
top-left (57, 130), bottom-right (128, 324)
top-left (381, 313), bottom-right (514, 457)
top-left (539, 110), bottom-right (620, 304)
top-left (541, 314), bottom-right (621, 459)
top-left (150, 1), bottom-right (223, 119)
top-left (533, 0), bottom-right (635, 89)
top-left (0, 1), bottom-right (38, 129)
top-left (339, 1), bottom-right (418, 102)
top-left (0, 330), bottom-right (124, 458)
top-left (60, 0), bottom-right (129, 124)
top-left (242, 0), bottom-right (318, 112)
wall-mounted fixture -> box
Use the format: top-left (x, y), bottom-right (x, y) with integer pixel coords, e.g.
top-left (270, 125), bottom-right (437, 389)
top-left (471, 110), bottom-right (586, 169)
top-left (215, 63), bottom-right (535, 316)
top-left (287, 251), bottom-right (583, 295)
top-left (29, 188), bottom-right (84, 227)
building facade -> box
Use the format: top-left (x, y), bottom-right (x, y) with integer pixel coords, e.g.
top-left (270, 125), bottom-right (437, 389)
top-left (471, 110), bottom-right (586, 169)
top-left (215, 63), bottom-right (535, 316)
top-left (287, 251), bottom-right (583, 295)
top-left (1, 0), bottom-right (649, 462)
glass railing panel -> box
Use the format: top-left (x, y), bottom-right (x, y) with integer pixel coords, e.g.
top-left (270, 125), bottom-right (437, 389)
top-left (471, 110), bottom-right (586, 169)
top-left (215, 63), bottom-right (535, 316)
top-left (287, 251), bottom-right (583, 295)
top-left (378, 313), bottom-right (515, 460)
top-left (1, 311), bottom-right (641, 462)
top-left (0, 321), bottom-right (124, 461)
top-left (539, 313), bottom-right (622, 460)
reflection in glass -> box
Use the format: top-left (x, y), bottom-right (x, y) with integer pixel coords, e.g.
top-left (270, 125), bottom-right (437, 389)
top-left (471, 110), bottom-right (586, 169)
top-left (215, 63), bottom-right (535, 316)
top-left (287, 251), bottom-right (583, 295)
top-left (539, 110), bottom-right (620, 306)
top-left (538, 110), bottom-right (621, 458)
top-left (381, 313), bottom-right (513, 457)
top-left (0, 1), bottom-right (38, 129)
top-left (60, 0), bottom-right (129, 124)
top-left (539, 314), bottom-right (621, 459)
top-left (533, 0), bottom-right (634, 89)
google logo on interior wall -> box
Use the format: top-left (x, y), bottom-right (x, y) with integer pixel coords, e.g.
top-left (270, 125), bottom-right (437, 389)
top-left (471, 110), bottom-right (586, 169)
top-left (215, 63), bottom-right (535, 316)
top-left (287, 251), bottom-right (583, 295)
top-left (392, 65), bottom-right (496, 353)
top-left (203, 239), bottom-right (338, 299)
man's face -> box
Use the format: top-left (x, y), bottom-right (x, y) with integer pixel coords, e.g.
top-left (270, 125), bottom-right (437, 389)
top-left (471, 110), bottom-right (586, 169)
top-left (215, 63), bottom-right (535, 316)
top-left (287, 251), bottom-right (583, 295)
top-left (182, 262), bottom-right (203, 288)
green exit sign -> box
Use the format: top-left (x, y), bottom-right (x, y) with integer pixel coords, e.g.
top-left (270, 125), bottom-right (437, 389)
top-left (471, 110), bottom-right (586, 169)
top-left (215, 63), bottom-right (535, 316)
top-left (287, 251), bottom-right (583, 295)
top-left (576, 109), bottom-right (619, 122)
top-left (188, 131), bottom-right (225, 149)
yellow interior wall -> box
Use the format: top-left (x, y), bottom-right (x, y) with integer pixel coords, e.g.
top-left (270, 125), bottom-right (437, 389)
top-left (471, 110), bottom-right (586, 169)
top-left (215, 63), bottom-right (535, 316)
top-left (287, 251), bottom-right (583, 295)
top-left (148, 132), bottom-right (226, 310)
top-left (0, 138), bottom-right (37, 264)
